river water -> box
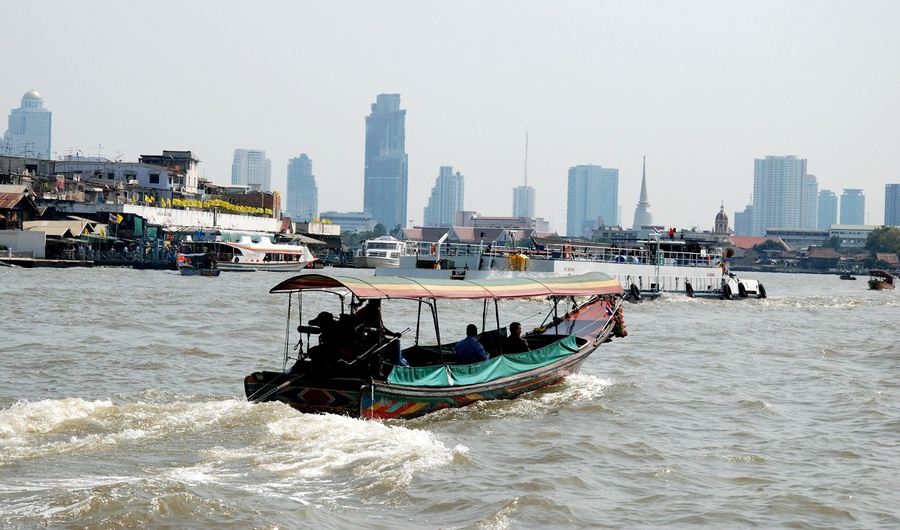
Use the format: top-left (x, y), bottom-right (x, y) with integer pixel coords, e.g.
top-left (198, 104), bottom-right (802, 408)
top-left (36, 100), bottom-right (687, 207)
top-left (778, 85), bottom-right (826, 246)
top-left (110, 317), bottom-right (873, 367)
top-left (1, 267), bottom-right (897, 529)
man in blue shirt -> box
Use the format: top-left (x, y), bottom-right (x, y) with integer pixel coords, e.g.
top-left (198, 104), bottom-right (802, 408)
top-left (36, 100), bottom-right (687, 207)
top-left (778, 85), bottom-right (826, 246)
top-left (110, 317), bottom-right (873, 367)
top-left (455, 324), bottom-right (489, 364)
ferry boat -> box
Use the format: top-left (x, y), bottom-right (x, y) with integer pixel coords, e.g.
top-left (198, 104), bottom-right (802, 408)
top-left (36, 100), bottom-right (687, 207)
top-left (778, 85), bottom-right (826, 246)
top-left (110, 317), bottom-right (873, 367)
top-left (867, 270), bottom-right (896, 290)
top-left (352, 235), bottom-right (408, 269)
top-left (376, 236), bottom-right (766, 299)
top-left (184, 235), bottom-right (316, 272)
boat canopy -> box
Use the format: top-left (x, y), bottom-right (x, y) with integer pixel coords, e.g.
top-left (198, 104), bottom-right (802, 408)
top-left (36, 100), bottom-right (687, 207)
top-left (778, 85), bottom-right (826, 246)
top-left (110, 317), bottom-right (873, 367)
top-left (269, 272), bottom-right (623, 300)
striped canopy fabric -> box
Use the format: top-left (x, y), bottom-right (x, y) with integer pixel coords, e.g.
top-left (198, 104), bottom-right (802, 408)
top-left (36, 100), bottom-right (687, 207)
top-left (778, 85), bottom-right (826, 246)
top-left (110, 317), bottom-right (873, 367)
top-left (269, 272), bottom-right (623, 300)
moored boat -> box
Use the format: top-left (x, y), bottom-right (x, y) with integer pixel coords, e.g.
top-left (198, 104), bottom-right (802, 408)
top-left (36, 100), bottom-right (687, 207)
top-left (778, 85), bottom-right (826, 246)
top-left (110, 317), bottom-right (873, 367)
top-left (352, 235), bottom-right (408, 268)
top-left (176, 252), bottom-right (221, 277)
top-left (685, 271), bottom-right (766, 300)
top-left (209, 236), bottom-right (316, 272)
top-left (244, 272), bottom-right (626, 419)
top-left (867, 270), bottom-right (895, 290)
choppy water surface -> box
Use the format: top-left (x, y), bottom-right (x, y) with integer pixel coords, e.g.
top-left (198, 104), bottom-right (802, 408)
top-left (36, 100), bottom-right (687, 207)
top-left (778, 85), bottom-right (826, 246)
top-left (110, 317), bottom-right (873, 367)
top-left (1, 267), bottom-right (898, 529)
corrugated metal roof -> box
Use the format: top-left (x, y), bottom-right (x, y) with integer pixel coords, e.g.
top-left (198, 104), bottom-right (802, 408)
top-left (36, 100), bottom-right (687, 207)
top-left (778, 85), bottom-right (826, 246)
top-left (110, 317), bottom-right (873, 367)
top-left (0, 192), bottom-right (26, 209)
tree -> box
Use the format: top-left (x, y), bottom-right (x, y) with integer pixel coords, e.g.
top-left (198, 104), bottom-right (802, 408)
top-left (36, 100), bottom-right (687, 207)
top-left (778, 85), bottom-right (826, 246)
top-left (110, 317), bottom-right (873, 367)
top-left (373, 223), bottom-right (387, 237)
top-left (752, 239), bottom-right (784, 252)
top-left (864, 226), bottom-right (900, 255)
top-left (822, 235), bottom-right (842, 250)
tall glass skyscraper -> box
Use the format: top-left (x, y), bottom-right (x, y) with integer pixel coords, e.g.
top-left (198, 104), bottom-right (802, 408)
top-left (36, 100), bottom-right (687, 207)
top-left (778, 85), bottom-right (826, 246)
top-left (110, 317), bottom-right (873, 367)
top-left (286, 154), bottom-right (318, 222)
top-left (566, 165), bottom-right (618, 238)
top-left (817, 189), bottom-right (838, 229)
top-left (231, 149), bottom-right (272, 191)
top-left (364, 94), bottom-right (408, 230)
top-left (886, 184), bottom-right (900, 227)
top-left (423, 166), bottom-right (464, 227)
top-left (2, 89), bottom-right (51, 159)
top-left (839, 189), bottom-right (865, 225)
top-left (751, 155), bottom-right (807, 236)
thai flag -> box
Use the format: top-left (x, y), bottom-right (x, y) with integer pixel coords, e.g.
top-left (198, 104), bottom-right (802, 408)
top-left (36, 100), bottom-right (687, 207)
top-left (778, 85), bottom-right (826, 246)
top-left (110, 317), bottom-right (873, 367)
top-left (653, 227), bottom-right (660, 235)
top-left (109, 212), bottom-right (117, 224)
top-left (605, 303), bottom-right (614, 316)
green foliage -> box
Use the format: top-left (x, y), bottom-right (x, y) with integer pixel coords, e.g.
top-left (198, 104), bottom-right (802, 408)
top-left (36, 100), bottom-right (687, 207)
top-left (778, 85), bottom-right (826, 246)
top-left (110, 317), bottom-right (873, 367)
top-left (864, 226), bottom-right (900, 254)
top-left (752, 239), bottom-right (784, 252)
top-left (822, 235), bottom-right (842, 250)
top-left (373, 223), bottom-right (387, 237)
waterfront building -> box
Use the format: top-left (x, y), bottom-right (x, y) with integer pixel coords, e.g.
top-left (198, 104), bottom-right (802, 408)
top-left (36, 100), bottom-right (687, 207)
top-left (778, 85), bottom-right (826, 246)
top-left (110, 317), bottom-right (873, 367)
top-left (817, 189), bottom-right (838, 229)
top-left (803, 174), bottom-right (818, 229)
top-left (631, 157), bottom-right (653, 230)
top-left (839, 189), bottom-right (865, 225)
top-left (829, 224), bottom-right (877, 248)
top-left (231, 149), bottom-right (272, 192)
top-left (423, 166), bottom-right (464, 227)
top-left (764, 228), bottom-right (829, 250)
top-left (455, 211), bottom-right (551, 233)
top-left (751, 155), bottom-right (807, 237)
top-left (567, 164), bottom-right (618, 238)
top-left (884, 184), bottom-right (900, 227)
top-left (2, 89), bottom-right (51, 159)
top-left (286, 154), bottom-right (318, 222)
top-left (363, 94), bottom-right (408, 231)
top-left (318, 211), bottom-right (376, 233)
top-left (139, 151), bottom-right (200, 195)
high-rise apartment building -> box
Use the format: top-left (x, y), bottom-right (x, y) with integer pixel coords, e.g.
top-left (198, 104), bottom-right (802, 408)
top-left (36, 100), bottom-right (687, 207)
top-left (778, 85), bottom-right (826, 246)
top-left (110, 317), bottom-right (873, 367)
top-left (231, 149), bottom-right (272, 191)
top-left (840, 189), bottom-right (865, 225)
top-left (363, 94), bottom-right (408, 230)
top-left (751, 155), bottom-right (807, 236)
top-left (734, 204), bottom-right (753, 236)
top-left (886, 184), bottom-right (900, 227)
top-left (567, 165), bottom-right (618, 238)
top-left (817, 189), bottom-right (837, 229)
top-left (286, 154), bottom-right (318, 222)
top-left (803, 174), bottom-right (818, 229)
top-left (512, 185), bottom-right (535, 218)
top-left (2, 89), bottom-right (51, 159)
top-left (423, 166), bottom-right (464, 227)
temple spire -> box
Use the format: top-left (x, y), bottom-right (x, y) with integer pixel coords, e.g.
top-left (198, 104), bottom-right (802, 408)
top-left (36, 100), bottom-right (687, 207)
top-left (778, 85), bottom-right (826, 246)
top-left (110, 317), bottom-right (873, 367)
top-left (631, 156), bottom-right (654, 230)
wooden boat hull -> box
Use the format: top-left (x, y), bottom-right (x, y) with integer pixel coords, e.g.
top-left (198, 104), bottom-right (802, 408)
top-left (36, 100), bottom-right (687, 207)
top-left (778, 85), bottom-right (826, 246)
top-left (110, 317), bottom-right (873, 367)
top-left (244, 330), bottom-right (608, 420)
top-left (179, 267), bottom-right (221, 276)
top-left (868, 280), bottom-right (895, 290)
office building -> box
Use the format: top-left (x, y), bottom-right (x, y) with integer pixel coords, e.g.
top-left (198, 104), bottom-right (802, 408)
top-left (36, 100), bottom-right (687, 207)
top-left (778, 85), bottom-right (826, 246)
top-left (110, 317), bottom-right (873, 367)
top-left (363, 94), bottom-right (408, 230)
top-left (885, 184), bottom-right (900, 227)
top-left (2, 89), bottom-right (51, 159)
top-left (751, 155), bottom-right (807, 236)
top-left (631, 156), bottom-right (653, 230)
top-left (423, 166), bottom-right (464, 227)
top-left (840, 189), bottom-right (865, 225)
top-left (817, 189), bottom-right (838, 229)
top-left (286, 154), bottom-right (318, 222)
top-left (733, 204), bottom-right (753, 237)
top-left (567, 164), bottom-right (618, 238)
top-left (231, 149), bottom-right (272, 191)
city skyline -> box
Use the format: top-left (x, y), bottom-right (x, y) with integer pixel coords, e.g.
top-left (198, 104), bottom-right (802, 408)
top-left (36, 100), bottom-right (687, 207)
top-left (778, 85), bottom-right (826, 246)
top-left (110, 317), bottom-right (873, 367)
top-left (3, 2), bottom-right (898, 231)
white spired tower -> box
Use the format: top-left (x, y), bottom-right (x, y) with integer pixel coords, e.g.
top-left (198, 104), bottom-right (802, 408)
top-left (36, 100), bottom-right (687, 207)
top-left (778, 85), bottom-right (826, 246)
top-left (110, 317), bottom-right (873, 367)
top-left (631, 156), bottom-right (653, 230)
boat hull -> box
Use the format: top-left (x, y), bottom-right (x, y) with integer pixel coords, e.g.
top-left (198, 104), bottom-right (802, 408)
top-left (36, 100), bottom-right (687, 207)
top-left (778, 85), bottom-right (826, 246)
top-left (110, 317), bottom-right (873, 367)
top-left (868, 280), bottom-right (895, 290)
top-left (353, 256), bottom-right (399, 269)
top-left (217, 260), bottom-right (312, 272)
top-left (179, 267), bottom-right (221, 276)
top-left (245, 333), bottom-right (605, 420)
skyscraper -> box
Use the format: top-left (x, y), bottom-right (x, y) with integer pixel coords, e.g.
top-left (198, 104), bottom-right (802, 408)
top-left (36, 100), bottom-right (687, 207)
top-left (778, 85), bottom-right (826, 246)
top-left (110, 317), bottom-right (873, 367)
top-left (751, 155), bottom-right (807, 236)
top-left (840, 189), bottom-right (865, 225)
top-left (2, 89), bottom-right (51, 159)
top-left (631, 156), bottom-right (653, 230)
top-left (567, 165), bottom-right (618, 238)
top-left (364, 94), bottom-right (408, 230)
top-left (286, 154), bottom-right (318, 222)
top-left (817, 189), bottom-right (837, 229)
top-left (423, 166), bottom-right (464, 227)
top-left (803, 174), bottom-right (818, 229)
top-left (231, 149), bottom-right (272, 191)
top-left (886, 184), bottom-right (900, 227)
top-left (512, 185), bottom-right (535, 218)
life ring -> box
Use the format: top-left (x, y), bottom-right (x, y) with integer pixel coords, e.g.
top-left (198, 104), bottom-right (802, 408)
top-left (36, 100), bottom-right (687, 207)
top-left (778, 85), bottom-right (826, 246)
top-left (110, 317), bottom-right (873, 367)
top-left (685, 282), bottom-right (694, 297)
top-left (723, 283), bottom-right (733, 300)
top-left (758, 284), bottom-right (767, 299)
top-left (629, 283), bottom-right (641, 301)
top-left (738, 282), bottom-right (748, 298)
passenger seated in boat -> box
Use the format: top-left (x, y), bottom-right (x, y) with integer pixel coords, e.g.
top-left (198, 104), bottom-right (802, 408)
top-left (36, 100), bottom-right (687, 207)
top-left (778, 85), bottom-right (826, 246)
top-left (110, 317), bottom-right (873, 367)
top-left (304, 311), bottom-right (340, 371)
top-left (455, 324), bottom-right (489, 364)
top-left (502, 321), bottom-right (530, 354)
top-left (355, 299), bottom-right (408, 366)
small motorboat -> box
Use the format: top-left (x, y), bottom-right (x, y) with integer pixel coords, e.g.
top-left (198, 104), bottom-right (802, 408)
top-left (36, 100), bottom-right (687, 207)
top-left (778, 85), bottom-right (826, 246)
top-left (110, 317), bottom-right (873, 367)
top-left (867, 270), bottom-right (895, 290)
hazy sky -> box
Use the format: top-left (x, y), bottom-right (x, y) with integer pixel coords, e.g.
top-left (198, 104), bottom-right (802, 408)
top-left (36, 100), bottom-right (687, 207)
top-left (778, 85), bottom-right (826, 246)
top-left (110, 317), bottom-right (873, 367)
top-left (4, 1), bottom-right (898, 233)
